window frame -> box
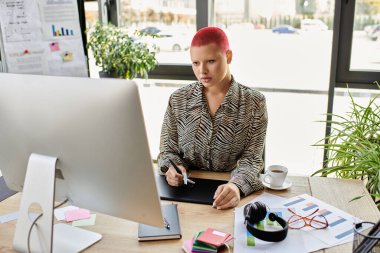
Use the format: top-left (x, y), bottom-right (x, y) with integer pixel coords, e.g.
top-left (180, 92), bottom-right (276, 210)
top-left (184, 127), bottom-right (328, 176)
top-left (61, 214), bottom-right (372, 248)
top-left (325, 0), bottom-right (380, 166)
top-left (333, 0), bottom-right (380, 89)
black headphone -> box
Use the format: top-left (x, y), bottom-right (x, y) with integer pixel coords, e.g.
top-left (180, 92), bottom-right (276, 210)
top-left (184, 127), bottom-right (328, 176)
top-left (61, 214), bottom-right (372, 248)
top-left (243, 201), bottom-right (288, 242)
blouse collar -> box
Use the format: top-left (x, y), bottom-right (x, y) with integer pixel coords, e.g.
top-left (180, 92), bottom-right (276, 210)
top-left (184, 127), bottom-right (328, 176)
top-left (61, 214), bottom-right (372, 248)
top-left (188, 75), bottom-right (240, 113)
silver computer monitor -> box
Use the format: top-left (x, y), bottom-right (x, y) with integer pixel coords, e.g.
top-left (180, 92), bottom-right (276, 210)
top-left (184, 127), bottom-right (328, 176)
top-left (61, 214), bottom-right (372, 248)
top-left (0, 73), bottom-right (164, 227)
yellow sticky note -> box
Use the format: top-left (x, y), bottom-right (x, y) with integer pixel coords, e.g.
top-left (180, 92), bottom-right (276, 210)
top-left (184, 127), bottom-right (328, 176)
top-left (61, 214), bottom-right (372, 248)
top-left (72, 214), bottom-right (96, 227)
top-left (62, 51), bottom-right (73, 62)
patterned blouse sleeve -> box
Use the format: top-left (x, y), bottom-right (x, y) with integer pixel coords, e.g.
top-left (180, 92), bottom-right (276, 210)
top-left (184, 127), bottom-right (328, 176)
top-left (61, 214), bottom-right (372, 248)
top-left (229, 94), bottom-right (268, 196)
top-left (157, 94), bottom-right (187, 174)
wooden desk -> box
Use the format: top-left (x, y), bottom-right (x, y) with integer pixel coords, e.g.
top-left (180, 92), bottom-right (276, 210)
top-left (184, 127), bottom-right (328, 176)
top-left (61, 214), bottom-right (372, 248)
top-left (1, 172), bottom-right (379, 253)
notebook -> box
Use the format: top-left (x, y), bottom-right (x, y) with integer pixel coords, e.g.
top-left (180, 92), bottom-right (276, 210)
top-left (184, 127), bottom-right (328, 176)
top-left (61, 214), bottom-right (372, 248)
top-left (156, 174), bottom-right (228, 205)
top-left (192, 231), bottom-right (218, 252)
top-left (138, 203), bottom-right (181, 241)
top-left (195, 228), bottom-right (233, 248)
top-left (182, 239), bottom-right (194, 253)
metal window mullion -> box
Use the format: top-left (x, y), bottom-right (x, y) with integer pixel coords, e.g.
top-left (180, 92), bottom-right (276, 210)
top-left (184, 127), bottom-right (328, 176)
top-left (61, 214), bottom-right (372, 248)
top-left (196, 0), bottom-right (212, 30)
top-left (324, 0), bottom-right (344, 169)
top-left (335, 0), bottom-right (380, 87)
top-left (99, 0), bottom-right (119, 25)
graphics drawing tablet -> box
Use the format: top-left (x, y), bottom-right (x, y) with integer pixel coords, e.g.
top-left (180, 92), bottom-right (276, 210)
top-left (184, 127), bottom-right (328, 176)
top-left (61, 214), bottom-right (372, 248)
top-left (155, 174), bottom-right (228, 205)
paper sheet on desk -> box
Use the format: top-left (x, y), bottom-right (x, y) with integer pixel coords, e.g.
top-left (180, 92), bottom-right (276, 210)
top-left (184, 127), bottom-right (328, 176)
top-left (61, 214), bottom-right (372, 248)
top-left (301, 230), bottom-right (352, 252)
top-left (54, 205), bottom-right (79, 221)
top-left (234, 193), bottom-right (307, 253)
top-left (233, 193), bottom-right (354, 253)
top-left (280, 194), bottom-right (370, 247)
top-left (0, 212), bottom-right (39, 223)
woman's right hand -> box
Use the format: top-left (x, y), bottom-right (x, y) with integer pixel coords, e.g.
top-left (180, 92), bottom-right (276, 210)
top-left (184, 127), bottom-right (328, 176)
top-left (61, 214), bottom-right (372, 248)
top-left (165, 165), bottom-right (186, 187)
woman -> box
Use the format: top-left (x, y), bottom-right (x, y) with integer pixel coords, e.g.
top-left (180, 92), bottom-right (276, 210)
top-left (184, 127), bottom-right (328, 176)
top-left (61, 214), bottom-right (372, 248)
top-left (158, 27), bottom-right (268, 210)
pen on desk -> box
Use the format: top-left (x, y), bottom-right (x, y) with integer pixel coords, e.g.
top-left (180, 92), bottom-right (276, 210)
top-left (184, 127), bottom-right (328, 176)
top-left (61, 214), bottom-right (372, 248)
top-left (164, 218), bottom-right (170, 229)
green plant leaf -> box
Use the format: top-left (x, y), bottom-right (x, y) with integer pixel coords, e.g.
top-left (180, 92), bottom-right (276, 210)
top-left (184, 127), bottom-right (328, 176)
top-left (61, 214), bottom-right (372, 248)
top-left (311, 83), bottom-right (380, 209)
top-left (86, 21), bottom-right (157, 79)
top-left (349, 195), bottom-right (365, 202)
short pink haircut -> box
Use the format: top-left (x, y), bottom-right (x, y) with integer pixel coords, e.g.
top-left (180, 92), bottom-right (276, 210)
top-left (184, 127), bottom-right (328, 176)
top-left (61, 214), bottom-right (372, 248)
top-left (191, 27), bottom-right (230, 52)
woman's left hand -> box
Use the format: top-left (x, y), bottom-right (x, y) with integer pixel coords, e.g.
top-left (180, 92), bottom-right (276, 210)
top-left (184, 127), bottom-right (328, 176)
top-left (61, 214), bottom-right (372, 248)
top-left (212, 183), bottom-right (240, 210)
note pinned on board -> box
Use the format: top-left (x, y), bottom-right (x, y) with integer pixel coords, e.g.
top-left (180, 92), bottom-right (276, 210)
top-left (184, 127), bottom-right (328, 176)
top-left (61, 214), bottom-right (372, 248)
top-left (64, 208), bottom-right (90, 222)
top-left (62, 51), bottom-right (73, 61)
top-left (49, 42), bottom-right (60, 52)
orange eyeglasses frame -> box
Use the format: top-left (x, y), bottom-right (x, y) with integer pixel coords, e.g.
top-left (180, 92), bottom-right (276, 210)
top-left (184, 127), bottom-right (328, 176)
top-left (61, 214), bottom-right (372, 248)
top-left (287, 208), bottom-right (329, 229)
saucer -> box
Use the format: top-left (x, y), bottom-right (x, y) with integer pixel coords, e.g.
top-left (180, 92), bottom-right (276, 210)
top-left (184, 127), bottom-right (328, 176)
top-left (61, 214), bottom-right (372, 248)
top-left (260, 175), bottom-right (292, 190)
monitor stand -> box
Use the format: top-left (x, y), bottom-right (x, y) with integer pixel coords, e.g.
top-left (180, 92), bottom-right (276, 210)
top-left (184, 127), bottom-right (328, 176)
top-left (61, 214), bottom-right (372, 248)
top-left (13, 153), bottom-right (102, 252)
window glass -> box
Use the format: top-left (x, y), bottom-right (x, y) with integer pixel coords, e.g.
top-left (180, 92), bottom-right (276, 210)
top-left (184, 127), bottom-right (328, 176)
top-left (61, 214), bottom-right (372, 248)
top-left (84, 0), bottom-right (99, 29)
top-left (213, 0), bottom-right (335, 175)
top-left (118, 0), bottom-right (196, 64)
top-left (104, 0), bottom-right (338, 176)
top-left (333, 88), bottom-right (380, 116)
top-left (351, 0), bottom-right (380, 71)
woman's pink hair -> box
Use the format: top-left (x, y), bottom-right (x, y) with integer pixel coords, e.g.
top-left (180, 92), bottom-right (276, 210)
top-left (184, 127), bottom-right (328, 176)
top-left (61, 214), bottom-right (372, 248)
top-left (191, 27), bottom-right (230, 52)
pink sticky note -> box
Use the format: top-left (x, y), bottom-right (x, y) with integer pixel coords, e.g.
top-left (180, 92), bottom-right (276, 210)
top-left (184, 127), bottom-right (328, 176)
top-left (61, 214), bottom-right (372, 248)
top-left (182, 239), bottom-right (193, 253)
top-left (64, 208), bottom-right (90, 222)
top-left (50, 42), bottom-right (60, 52)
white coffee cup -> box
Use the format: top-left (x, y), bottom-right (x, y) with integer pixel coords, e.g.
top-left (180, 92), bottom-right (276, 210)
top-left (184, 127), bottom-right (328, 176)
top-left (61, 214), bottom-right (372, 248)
top-left (263, 165), bottom-right (288, 187)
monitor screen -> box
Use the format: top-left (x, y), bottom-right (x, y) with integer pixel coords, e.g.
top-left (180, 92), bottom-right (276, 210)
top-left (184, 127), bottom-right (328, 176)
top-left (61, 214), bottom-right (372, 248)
top-left (0, 73), bottom-right (164, 228)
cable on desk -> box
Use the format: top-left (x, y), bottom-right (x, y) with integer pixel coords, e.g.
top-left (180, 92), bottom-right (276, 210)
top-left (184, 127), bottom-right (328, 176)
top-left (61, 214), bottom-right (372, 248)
top-left (27, 198), bottom-right (69, 253)
top-left (224, 242), bottom-right (231, 253)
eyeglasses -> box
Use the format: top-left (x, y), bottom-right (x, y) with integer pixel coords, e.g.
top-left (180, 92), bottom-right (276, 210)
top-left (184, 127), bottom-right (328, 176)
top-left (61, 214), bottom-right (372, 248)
top-left (287, 208), bottom-right (329, 229)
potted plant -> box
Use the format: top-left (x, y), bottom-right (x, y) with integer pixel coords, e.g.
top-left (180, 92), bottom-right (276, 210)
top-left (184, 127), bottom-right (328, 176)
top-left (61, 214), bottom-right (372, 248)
top-left (87, 22), bottom-right (157, 79)
top-left (312, 83), bottom-right (380, 208)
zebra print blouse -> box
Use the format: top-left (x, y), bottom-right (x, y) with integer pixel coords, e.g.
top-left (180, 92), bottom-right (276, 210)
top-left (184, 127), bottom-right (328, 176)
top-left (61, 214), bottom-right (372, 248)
top-left (157, 77), bottom-right (268, 196)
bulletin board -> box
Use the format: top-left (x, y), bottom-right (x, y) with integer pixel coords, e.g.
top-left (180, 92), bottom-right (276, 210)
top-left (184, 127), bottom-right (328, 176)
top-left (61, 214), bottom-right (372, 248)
top-left (0, 0), bottom-right (88, 77)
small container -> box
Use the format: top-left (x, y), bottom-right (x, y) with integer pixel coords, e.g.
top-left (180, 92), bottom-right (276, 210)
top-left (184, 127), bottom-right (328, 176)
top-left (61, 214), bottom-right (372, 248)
top-left (353, 222), bottom-right (380, 253)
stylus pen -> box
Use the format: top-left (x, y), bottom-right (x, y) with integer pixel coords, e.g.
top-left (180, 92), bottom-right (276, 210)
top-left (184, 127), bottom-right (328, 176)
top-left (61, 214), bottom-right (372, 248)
top-left (164, 217), bottom-right (170, 229)
top-left (168, 159), bottom-right (195, 185)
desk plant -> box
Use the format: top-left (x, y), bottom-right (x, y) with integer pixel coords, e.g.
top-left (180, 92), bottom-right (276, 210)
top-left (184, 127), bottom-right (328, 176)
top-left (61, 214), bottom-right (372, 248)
top-left (87, 22), bottom-right (157, 79)
top-left (312, 83), bottom-right (380, 208)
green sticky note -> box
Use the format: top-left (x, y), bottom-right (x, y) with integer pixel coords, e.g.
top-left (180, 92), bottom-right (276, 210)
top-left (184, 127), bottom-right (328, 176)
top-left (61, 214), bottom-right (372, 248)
top-left (247, 230), bottom-right (255, 246)
top-left (193, 231), bottom-right (217, 252)
top-left (72, 214), bottom-right (96, 227)
top-left (256, 220), bottom-right (264, 231)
